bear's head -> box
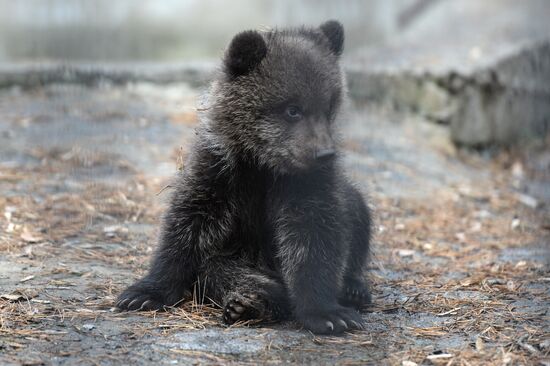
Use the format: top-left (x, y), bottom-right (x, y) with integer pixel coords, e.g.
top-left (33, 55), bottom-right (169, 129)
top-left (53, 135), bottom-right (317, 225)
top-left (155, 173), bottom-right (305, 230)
top-left (209, 20), bottom-right (345, 174)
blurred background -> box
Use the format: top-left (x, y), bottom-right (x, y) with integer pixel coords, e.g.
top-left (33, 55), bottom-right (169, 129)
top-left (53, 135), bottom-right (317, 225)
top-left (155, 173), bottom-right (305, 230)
top-left (1, 1), bottom-right (549, 365)
top-left (2, 0), bottom-right (549, 148)
top-left (1, 0), bottom-right (548, 63)
top-left (0, 0), bottom-right (439, 62)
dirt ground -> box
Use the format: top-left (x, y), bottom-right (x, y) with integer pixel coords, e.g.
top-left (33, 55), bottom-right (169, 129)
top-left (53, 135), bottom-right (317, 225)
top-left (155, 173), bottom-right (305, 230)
top-left (0, 83), bottom-right (548, 365)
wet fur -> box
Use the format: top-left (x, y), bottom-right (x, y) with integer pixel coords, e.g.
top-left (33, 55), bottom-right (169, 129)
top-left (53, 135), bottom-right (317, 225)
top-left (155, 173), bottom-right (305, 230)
top-left (117, 20), bottom-right (372, 335)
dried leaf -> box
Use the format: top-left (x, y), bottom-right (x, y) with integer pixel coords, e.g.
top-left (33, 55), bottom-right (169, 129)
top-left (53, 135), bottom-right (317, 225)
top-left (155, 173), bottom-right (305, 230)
top-left (426, 353), bottom-right (453, 360)
top-left (20, 275), bottom-right (35, 283)
top-left (475, 337), bottom-right (485, 352)
top-left (20, 231), bottom-right (43, 243)
top-left (1, 289), bottom-right (38, 302)
top-left (1, 293), bottom-right (26, 301)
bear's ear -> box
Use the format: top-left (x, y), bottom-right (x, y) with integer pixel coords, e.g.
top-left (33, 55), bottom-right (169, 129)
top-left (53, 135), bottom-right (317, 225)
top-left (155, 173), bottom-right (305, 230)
top-left (319, 20), bottom-right (344, 56)
top-left (224, 30), bottom-right (267, 78)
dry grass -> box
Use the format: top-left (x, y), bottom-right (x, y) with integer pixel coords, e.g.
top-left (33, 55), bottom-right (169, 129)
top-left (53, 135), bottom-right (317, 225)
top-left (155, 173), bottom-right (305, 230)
top-left (1, 142), bottom-right (549, 365)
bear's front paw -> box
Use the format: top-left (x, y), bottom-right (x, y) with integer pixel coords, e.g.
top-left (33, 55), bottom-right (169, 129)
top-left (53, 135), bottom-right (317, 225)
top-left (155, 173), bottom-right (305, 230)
top-left (298, 306), bottom-right (364, 335)
top-left (340, 278), bottom-right (371, 310)
top-left (116, 283), bottom-right (168, 311)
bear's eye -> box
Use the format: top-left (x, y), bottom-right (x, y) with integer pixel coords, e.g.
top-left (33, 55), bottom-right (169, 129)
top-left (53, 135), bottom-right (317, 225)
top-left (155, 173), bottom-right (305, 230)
top-left (284, 105), bottom-right (302, 122)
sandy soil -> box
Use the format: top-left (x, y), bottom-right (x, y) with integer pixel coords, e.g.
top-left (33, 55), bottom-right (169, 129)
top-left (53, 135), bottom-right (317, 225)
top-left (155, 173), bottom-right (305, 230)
top-left (0, 83), bottom-right (548, 365)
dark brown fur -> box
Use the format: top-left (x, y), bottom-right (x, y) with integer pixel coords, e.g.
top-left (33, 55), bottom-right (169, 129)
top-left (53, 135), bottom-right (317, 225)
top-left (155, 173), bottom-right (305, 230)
top-left (116, 20), bottom-right (372, 335)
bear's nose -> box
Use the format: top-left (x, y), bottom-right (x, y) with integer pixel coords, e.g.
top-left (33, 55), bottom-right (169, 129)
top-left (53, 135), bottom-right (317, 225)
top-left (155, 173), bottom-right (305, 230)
top-left (314, 148), bottom-right (336, 160)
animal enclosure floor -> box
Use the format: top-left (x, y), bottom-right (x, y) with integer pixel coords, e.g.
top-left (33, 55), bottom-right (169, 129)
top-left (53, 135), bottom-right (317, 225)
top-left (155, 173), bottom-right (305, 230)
top-left (0, 83), bottom-right (548, 365)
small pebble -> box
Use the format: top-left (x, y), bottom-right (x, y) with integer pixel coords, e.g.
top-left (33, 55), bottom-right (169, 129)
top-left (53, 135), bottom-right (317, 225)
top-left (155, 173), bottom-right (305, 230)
top-left (82, 324), bottom-right (95, 331)
top-left (398, 249), bottom-right (415, 257)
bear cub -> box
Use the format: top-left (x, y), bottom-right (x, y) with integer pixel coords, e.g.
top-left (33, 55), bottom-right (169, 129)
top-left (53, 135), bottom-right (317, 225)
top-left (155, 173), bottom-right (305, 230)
top-left (116, 20), bottom-right (372, 335)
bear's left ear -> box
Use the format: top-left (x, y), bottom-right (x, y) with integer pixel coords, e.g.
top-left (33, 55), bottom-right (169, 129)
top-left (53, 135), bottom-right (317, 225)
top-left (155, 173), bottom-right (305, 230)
top-left (319, 20), bottom-right (344, 56)
top-left (224, 30), bottom-right (267, 78)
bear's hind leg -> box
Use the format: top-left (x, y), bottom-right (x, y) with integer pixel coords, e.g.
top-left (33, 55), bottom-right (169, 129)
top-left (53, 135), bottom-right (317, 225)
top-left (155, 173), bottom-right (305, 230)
top-left (199, 258), bottom-right (291, 325)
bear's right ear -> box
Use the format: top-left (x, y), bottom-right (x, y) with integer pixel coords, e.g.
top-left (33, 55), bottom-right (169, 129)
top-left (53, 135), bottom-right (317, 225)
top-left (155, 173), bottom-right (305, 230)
top-left (320, 20), bottom-right (344, 56)
top-left (224, 30), bottom-right (267, 78)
